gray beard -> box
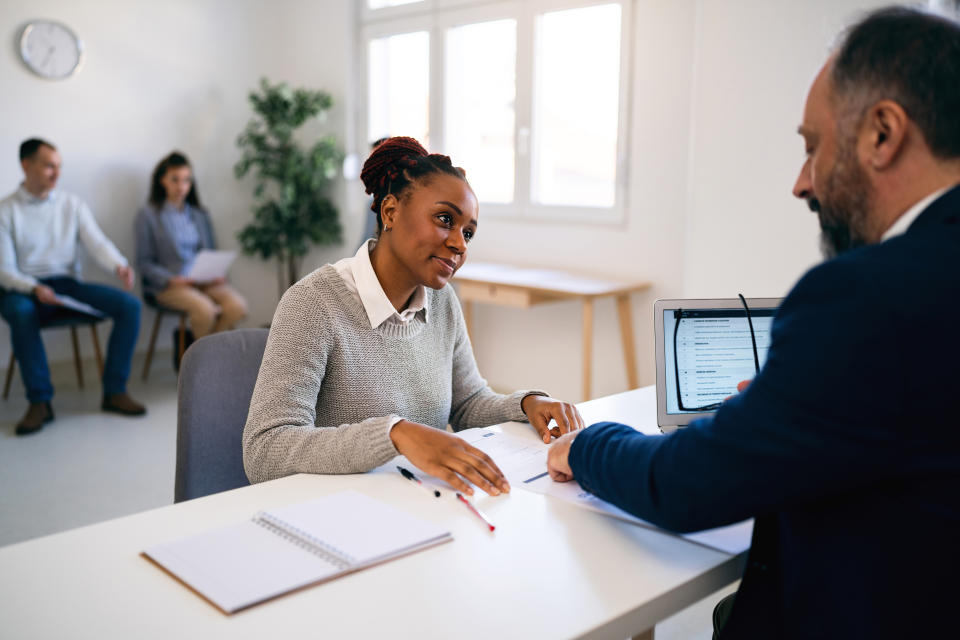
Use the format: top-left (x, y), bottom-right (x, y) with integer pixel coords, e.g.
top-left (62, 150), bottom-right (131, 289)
top-left (812, 143), bottom-right (874, 260)
top-left (817, 207), bottom-right (866, 259)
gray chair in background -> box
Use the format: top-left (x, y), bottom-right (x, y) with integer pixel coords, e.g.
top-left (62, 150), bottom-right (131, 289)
top-left (174, 328), bottom-right (268, 503)
top-left (141, 294), bottom-right (188, 381)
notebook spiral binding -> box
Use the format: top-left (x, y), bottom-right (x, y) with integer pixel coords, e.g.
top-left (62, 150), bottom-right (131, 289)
top-left (253, 512), bottom-right (356, 570)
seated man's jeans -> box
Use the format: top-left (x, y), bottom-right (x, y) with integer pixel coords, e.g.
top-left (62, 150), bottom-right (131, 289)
top-left (0, 277), bottom-right (140, 403)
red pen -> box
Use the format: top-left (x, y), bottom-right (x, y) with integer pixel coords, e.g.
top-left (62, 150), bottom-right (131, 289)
top-left (456, 492), bottom-right (496, 532)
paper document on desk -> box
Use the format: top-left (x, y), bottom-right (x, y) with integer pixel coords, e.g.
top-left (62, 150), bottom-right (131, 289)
top-left (457, 427), bottom-right (752, 555)
top-left (54, 295), bottom-right (106, 319)
top-left (185, 249), bottom-right (237, 282)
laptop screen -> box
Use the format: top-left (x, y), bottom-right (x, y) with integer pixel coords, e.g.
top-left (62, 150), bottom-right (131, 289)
top-left (662, 307), bottom-right (776, 415)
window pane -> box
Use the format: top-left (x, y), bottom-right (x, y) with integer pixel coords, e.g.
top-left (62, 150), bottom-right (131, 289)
top-left (368, 0), bottom-right (422, 10)
top-left (444, 19), bottom-right (516, 204)
top-left (533, 4), bottom-right (621, 208)
top-left (368, 31), bottom-right (430, 147)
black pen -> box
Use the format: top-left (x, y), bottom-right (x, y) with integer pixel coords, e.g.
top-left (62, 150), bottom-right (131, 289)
top-left (397, 465), bottom-right (441, 498)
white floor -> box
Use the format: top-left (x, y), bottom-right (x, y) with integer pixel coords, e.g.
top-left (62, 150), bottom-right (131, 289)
top-left (0, 353), bottom-right (179, 545)
top-left (0, 351), bottom-right (736, 640)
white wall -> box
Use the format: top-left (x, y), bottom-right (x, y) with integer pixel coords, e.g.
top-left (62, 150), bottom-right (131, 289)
top-left (0, 0), bottom-right (355, 380)
top-left (683, 0), bottom-right (890, 299)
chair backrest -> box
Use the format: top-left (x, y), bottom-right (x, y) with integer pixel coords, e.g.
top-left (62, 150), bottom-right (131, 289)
top-left (174, 328), bottom-right (268, 502)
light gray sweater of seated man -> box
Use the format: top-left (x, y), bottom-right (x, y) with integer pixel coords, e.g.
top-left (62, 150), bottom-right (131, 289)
top-left (243, 264), bottom-right (543, 483)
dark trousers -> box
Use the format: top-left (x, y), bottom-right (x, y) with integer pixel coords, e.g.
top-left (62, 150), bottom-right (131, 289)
top-left (0, 277), bottom-right (140, 403)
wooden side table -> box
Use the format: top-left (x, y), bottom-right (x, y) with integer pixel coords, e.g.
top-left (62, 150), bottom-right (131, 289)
top-left (454, 262), bottom-right (652, 401)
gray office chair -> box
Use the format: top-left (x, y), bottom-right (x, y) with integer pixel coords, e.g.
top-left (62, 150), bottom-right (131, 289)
top-left (174, 328), bottom-right (268, 503)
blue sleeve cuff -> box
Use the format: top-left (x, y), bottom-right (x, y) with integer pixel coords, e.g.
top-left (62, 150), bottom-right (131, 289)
top-left (569, 421), bottom-right (637, 496)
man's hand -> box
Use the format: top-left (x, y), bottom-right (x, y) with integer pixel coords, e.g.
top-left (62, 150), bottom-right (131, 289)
top-left (116, 265), bottom-right (134, 290)
top-left (390, 420), bottom-right (510, 496)
top-left (32, 285), bottom-right (59, 306)
top-left (521, 394), bottom-right (585, 444)
top-left (724, 379), bottom-right (753, 401)
top-left (547, 431), bottom-right (579, 482)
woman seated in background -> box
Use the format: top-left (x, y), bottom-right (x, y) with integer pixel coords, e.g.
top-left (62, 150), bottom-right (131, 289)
top-left (135, 151), bottom-right (247, 339)
top-left (243, 137), bottom-right (584, 495)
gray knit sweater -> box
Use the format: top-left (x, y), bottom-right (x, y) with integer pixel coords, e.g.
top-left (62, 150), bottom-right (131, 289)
top-left (243, 264), bottom-right (542, 483)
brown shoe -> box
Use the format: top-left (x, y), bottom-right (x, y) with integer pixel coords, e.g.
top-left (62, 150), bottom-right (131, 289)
top-left (101, 393), bottom-right (147, 416)
top-left (15, 402), bottom-right (54, 436)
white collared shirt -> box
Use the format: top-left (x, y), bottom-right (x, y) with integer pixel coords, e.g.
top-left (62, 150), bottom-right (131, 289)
top-left (332, 239), bottom-right (429, 329)
top-left (881, 187), bottom-right (950, 242)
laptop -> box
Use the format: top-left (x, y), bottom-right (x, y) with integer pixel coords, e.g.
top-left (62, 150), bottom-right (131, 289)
top-left (654, 297), bottom-right (782, 433)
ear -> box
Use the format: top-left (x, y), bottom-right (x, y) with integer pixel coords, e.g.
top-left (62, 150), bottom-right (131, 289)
top-left (379, 193), bottom-right (399, 232)
top-left (859, 99), bottom-right (908, 171)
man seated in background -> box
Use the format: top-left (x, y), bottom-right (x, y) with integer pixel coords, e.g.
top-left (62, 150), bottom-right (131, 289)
top-left (0, 139), bottom-right (146, 436)
top-left (548, 7), bottom-right (960, 639)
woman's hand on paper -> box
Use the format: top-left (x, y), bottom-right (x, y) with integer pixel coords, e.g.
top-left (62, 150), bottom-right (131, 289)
top-left (390, 420), bottom-right (510, 497)
top-left (521, 394), bottom-right (585, 444)
top-left (547, 431), bottom-right (579, 482)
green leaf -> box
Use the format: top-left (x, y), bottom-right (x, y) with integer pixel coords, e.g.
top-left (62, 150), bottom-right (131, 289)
top-left (235, 77), bottom-right (343, 290)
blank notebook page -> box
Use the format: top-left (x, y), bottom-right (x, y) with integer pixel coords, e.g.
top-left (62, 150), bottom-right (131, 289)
top-left (147, 520), bottom-right (341, 613)
top-left (144, 490), bottom-right (451, 614)
top-left (264, 491), bottom-right (450, 563)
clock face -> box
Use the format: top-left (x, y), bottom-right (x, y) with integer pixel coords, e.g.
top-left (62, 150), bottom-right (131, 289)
top-left (20, 20), bottom-right (83, 79)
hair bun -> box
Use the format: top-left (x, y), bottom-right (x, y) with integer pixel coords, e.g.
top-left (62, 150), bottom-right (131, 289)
top-left (360, 136), bottom-right (429, 194)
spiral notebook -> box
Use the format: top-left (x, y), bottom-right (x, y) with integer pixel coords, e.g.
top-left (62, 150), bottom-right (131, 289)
top-left (142, 490), bottom-right (452, 614)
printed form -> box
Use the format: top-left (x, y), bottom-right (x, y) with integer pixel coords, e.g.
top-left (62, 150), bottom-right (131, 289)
top-left (378, 426), bottom-right (752, 554)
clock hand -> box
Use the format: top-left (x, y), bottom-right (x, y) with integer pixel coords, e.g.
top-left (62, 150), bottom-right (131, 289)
top-left (41, 45), bottom-right (55, 68)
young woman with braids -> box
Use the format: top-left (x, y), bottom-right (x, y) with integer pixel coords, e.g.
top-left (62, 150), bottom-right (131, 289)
top-left (243, 137), bottom-right (584, 495)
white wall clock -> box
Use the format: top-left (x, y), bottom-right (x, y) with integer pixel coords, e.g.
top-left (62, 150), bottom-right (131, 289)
top-left (19, 20), bottom-right (84, 80)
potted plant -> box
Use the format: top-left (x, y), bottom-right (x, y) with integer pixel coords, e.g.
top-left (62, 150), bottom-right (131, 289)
top-left (235, 78), bottom-right (343, 298)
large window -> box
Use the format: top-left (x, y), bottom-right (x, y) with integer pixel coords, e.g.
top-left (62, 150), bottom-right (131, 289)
top-left (367, 31), bottom-right (431, 147)
top-left (532, 4), bottom-right (621, 208)
top-left (444, 18), bottom-right (517, 204)
top-left (361, 0), bottom-right (631, 222)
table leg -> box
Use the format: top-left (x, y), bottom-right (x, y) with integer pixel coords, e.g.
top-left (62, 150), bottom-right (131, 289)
top-left (582, 298), bottom-right (594, 401)
top-left (616, 294), bottom-right (639, 389)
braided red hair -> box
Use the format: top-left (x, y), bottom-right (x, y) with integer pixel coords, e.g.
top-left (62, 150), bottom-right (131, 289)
top-left (360, 136), bottom-right (428, 194)
top-left (359, 136), bottom-right (467, 234)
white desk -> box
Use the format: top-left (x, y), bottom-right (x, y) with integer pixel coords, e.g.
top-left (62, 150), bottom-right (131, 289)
top-left (0, 388), bottom-right (745, 639)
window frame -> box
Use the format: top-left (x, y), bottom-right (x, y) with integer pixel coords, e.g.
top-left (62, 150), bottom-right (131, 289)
top-left (359, 0), bottom-right (633, 226)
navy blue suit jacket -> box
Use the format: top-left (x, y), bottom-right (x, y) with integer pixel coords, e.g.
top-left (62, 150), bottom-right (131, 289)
top-left (570, 185), bottom-right (960, 639)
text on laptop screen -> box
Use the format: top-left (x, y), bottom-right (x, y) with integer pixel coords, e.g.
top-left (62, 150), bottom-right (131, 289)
top-left (663, 308), bottom-right (775, 414)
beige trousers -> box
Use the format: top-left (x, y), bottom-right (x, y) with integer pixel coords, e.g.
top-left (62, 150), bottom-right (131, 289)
top-left (154, 283), bottom-right (248, 338)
